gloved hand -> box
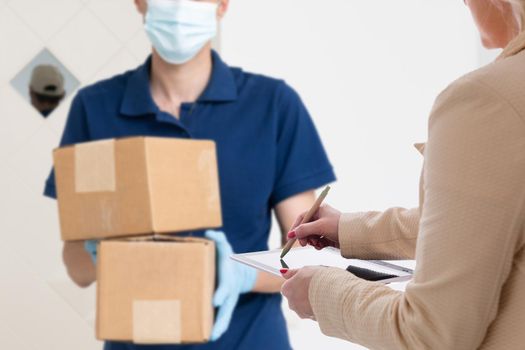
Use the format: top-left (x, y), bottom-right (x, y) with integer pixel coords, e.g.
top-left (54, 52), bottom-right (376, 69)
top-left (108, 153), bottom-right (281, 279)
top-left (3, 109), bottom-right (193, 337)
top-left (205, 230), bottom-right (257, 341)
top-left (84, 240), bottom-right (99, 264)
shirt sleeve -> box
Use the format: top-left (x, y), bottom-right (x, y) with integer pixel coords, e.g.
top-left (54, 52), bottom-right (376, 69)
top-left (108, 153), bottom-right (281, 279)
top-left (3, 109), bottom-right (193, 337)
top-left (338, 207), bottom-right (420, 260)
top-left (269, 82), bottom-right (336, 206)
top-left (309, 78), bottom-right (525, 349)
top-left (43, 92), bottom-right (90, 199)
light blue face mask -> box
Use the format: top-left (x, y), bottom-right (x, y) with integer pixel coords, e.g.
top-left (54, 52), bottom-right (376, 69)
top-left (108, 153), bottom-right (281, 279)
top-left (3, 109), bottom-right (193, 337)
top-left (144, 0), bottom-right (218, 65)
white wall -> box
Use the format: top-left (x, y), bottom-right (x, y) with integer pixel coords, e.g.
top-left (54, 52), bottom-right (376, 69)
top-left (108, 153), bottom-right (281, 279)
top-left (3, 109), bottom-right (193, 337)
top-left (222, 0), bottom-right (481, 214)
top-left (0, 0), bottom-right (491, 349)
top-left (221, 1), bottom-right (486, 349)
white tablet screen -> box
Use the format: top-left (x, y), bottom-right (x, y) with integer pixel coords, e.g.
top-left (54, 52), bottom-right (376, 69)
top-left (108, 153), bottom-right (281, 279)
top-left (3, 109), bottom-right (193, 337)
top-left (231, 246), bottom-right (413, 278)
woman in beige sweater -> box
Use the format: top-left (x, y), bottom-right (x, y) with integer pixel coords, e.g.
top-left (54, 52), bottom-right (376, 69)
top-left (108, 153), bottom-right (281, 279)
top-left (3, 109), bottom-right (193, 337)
top-left (280, 1), bottom-right (525, 349)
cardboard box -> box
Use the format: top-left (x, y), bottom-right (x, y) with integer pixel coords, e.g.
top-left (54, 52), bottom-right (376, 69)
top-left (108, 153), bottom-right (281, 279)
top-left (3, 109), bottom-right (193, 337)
top-left (96, 236), bottom-right (215, 344)
top-left (53, 137), bottom-right (222, 241)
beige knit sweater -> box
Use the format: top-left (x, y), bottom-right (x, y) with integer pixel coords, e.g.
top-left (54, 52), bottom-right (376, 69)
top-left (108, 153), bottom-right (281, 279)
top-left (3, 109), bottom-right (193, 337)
top-left (309, 32), bottom-right (525, 350)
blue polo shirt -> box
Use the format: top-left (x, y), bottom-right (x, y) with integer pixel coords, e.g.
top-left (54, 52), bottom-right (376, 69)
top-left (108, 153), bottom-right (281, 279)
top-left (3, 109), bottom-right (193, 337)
top-left (44, 51), bottom-right (335, 350)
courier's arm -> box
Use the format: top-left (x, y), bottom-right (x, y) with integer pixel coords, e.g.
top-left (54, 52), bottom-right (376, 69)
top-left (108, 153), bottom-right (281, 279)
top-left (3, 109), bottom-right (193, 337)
top-left (47, 93), bottom-right (96, 288)
top-left (252, 190), bottom-right (316, 293)
top-left (63, 241), bottom-right (96, 288)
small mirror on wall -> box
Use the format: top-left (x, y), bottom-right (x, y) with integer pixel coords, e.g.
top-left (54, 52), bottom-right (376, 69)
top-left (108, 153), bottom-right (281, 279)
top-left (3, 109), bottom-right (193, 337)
top-left (10, 48), bottom-right (80, 118)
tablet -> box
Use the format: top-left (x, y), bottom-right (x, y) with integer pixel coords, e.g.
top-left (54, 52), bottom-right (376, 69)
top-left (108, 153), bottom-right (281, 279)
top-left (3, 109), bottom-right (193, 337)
top-left (231, 246), bottom-right (414, 283)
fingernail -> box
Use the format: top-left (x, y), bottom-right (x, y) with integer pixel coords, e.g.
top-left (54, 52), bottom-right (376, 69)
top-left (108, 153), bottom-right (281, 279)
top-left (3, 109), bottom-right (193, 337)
top-left (287, 231), bottom-right (296, 239)
top-left (280, 268), bottom-right (288, 274)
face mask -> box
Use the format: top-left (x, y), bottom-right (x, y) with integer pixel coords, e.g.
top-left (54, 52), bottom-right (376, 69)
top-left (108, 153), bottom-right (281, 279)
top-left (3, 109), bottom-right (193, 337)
top-left (145, 0), bottom-right (218, 65)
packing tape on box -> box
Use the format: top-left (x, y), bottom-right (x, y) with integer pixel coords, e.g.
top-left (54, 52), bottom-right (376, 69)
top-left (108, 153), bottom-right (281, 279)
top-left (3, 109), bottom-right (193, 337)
top-left (74, 140), bottom-right (116, 193)
top-left (132, 300), bottom-right (182, 344)
top-left (198, 148), bottom-right (219, 210)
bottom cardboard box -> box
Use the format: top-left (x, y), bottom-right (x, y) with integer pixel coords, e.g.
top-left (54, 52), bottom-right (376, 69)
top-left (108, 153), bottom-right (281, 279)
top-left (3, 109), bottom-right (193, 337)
top-left (96, 236), bottom-right (215, 344)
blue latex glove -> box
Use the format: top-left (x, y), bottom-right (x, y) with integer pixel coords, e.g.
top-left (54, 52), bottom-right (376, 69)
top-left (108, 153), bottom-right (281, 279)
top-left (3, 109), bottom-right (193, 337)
top-left (84, 240), bottom-right (99, 264)
top-left (205, 230), bottom-right (257, 341)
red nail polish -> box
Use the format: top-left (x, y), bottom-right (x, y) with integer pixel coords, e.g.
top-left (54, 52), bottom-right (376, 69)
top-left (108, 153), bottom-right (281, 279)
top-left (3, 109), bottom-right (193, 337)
top-left (280, 268), bottom-right (288, 274)
top-left (288, 231), bottom-right (296, 239)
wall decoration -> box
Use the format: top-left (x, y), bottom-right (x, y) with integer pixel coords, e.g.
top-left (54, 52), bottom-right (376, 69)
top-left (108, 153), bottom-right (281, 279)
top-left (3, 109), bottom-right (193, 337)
top-left (10, 48), bottom-right (80, 118)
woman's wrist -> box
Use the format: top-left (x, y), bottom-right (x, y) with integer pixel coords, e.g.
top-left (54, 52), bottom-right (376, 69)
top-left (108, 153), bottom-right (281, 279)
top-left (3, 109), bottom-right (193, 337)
top-left (337, 213), bottom-right (356, 256)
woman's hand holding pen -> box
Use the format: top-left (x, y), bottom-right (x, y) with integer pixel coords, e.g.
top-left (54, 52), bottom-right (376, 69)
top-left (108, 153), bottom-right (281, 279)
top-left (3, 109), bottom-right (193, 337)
top-left (281, 204), bottom-right (342, 320)
top-left (287, 205), bottom-right (342, 250)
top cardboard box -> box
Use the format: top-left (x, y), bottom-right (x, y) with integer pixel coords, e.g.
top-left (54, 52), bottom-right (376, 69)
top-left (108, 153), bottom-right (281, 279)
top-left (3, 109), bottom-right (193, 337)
top-left (53, 137), bottom-right (222, 241)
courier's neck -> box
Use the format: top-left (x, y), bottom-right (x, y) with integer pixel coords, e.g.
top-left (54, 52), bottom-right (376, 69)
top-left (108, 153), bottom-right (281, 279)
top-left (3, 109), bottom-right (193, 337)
top-left (149, 45), bottom-right (213, 118)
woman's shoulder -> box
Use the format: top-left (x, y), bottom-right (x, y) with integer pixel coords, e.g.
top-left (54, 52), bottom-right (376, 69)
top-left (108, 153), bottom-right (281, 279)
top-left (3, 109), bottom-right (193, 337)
top-left (430, 51), bottom-right (525, 131)
top-left (473, 51), bottom-right (525, 94)
top-left (427, 54), bottom-right (525, 176)
top-left (438, 51), bottom-right (525, 120)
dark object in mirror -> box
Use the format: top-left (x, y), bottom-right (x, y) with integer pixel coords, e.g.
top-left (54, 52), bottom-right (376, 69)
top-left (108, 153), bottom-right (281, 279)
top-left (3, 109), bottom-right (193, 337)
top-left (29, 65), bottom-right (65, 118)
top-left (10, 48), bottom-right (79, 118)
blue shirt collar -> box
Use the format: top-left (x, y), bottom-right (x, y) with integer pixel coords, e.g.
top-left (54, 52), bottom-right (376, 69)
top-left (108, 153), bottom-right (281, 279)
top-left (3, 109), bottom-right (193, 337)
top-left (120, 51), bottom-right (238, 117)
top-left (198, 51), bottom-right (238, 103)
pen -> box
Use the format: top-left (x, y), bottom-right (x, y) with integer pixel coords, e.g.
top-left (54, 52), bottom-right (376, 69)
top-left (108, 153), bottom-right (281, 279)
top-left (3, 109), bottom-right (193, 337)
top-left (280, 185), bottom-right (331, 258)
top-left (280, 259), bottom-right (289, 269)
